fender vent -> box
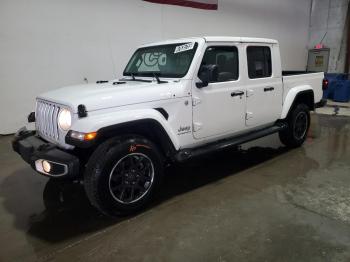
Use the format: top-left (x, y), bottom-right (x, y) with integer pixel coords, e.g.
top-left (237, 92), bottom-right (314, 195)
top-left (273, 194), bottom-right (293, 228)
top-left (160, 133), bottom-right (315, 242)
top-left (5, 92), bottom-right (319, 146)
top-left (154, 108), bottom-right (169, 120)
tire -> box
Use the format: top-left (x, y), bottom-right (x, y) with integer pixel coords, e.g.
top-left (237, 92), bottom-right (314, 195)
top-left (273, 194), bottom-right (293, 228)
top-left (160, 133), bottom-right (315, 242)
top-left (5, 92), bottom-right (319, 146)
top-left (84, 136), bottom-right (164, 216)
top-left (279, 103), bottom-right (310, 148)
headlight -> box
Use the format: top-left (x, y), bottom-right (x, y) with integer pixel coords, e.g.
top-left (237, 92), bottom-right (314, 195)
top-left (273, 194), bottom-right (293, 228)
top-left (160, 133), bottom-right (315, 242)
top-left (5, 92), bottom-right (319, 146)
top-left (58, 108), bottom-right (72, 131)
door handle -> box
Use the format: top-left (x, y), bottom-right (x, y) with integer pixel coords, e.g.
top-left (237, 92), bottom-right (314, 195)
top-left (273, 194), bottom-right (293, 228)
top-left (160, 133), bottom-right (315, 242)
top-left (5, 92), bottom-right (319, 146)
top-left (264, 87), bottom-right (274, 92)
top-left (231, 91), bottom-right (244, 97)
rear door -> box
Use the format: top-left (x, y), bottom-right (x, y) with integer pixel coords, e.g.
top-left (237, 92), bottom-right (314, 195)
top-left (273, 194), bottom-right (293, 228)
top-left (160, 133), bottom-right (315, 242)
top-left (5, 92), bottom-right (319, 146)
top-left (244, 44), bottom-right (283, 127)
top-left (192, 44), bottom-right (246, 139)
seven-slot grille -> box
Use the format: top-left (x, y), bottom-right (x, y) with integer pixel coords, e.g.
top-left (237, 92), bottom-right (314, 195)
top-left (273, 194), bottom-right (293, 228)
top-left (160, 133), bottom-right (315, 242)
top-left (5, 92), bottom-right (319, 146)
top-left (36, 100), bottom-right (61, 140)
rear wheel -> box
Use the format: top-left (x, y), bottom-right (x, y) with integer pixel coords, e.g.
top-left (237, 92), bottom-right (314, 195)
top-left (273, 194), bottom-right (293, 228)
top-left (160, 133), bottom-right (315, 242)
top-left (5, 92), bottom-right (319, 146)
top-left (279, 103), bottom-right (310, 148)
top-left (84, 136), bottom-right (164, 216)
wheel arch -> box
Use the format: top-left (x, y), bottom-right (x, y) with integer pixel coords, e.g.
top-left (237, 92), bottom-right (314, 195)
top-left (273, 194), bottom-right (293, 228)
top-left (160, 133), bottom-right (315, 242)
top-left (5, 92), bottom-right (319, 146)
top-left (96, 119), bottom-right (177, 159)
top-left (281, 87), bottom-right (314, 119)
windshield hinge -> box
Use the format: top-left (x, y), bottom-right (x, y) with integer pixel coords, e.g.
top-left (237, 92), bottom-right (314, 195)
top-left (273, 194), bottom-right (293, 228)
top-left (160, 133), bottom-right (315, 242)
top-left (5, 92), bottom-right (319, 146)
top-left (246, 112), bottom-right (253, 120)
top-left (193, 122), bottom-right (203, 132)
top-left (246, 89), bottom-right (254, 97)
top-left (192, 97), bottom-right (201, 106)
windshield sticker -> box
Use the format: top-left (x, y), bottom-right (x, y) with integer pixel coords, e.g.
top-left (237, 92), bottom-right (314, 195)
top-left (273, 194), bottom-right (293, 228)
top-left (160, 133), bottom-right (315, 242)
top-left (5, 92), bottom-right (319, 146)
top-left (174, 43), bottom-right (195, 54)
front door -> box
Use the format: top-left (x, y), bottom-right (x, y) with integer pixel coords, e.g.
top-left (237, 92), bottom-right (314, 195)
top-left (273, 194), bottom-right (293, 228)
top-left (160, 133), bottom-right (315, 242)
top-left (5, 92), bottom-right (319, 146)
top-left (192, 44), bottom-right (246, 139)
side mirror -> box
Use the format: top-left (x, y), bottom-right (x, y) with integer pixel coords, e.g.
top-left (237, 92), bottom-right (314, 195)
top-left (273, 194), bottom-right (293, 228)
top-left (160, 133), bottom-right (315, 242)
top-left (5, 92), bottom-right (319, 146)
top-left (196, 65), bottom-right (218, 88)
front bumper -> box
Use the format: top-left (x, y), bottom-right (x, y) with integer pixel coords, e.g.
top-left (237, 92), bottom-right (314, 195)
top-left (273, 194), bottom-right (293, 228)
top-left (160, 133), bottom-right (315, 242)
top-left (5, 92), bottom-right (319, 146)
top-left (12, 127), bottom-right (79, 178)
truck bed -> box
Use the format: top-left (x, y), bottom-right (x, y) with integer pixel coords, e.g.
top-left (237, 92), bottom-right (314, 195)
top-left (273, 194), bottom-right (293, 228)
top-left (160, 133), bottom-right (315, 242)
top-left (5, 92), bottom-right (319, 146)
top-left (282, 71), bottom-right (324, 105)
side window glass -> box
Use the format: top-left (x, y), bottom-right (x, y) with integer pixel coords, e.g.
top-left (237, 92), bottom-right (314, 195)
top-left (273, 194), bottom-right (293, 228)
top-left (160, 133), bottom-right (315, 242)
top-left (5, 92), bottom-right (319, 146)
top-left (247, 46), bottom-right (272, 79)
top-left (199, 46), bottom-right (239, 83)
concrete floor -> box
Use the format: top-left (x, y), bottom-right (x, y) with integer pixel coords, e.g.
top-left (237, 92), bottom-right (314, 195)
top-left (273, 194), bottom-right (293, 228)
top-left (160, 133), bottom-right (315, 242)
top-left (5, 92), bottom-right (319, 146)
top-left (1, 113), bottom-right (350, 262)
top-left (316, 100), bottom-right (350, 116)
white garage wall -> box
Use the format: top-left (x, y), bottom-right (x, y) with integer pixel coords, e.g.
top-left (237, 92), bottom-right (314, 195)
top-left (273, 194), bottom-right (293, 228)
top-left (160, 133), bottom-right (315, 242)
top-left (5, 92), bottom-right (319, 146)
top-left (0, 0), bottom-right (311, 134)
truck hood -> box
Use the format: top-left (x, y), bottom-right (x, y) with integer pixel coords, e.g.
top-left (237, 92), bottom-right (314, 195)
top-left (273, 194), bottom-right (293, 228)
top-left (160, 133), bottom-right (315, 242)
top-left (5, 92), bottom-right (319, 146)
top-left (37, 80), bottom-right (184, 113)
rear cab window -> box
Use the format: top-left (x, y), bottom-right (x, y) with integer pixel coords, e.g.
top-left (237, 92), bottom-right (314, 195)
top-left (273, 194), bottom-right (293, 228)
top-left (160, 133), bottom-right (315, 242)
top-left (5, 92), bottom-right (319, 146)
top-left (247, 46), bottom-right (272, 79)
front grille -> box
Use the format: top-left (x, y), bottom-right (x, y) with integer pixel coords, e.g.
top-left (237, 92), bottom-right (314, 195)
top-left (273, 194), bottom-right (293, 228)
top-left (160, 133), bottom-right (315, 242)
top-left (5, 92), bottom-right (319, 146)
top-left (36, 100), bottom-right (60, 140)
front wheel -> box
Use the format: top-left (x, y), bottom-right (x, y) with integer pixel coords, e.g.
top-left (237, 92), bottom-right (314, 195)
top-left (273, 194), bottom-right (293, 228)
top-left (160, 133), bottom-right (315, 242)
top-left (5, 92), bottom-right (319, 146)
top-left (279, 104), bottom-right (310, 148)
top-left (84, 136), bottom-right (164, 216)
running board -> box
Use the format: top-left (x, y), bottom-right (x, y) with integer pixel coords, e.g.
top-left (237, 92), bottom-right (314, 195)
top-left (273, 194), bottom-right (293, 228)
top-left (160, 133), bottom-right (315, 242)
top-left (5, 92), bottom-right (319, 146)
top-left (175, 123), bottom-right (288, 162)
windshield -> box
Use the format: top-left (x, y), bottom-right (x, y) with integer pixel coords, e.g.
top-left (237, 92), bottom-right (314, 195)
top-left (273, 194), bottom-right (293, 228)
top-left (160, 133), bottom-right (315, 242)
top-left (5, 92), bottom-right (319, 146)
top-left (123, 42), bottom-right (198, 78)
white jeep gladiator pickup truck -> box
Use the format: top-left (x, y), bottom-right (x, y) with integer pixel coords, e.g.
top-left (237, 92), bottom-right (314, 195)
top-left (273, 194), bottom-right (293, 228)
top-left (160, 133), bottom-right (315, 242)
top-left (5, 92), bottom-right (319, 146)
top-left (13, 36), bottom-right (326, 216)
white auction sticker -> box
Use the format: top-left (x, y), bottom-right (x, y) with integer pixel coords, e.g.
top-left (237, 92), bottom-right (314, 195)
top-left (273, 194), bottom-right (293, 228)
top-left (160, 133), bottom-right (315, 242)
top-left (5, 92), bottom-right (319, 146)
top-left (174, 43), bottom-right (195, 54)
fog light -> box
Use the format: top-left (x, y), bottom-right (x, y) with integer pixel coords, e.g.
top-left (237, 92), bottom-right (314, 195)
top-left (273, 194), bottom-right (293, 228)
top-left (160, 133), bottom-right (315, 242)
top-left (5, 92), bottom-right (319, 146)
top-left (42, 160), bottom-right (51, 173)
top-left (34, 159), bottom-right (68, 176)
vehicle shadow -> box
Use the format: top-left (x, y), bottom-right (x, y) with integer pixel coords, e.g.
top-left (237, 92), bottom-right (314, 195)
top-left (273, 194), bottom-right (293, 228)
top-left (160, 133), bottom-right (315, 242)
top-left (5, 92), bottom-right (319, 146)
top-left (1, 144), bottom-right (293, 243)
top-left (158, 145), bottom-right (289, 201)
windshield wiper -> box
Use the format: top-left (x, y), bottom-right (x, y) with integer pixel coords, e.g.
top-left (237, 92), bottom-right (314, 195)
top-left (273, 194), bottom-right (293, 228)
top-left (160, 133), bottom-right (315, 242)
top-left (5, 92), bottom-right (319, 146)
top-left (121, 73), bottom-right (152, 83)
top-left (153, 73), bottom-right (168, 84)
